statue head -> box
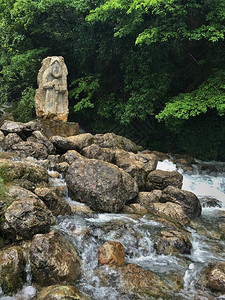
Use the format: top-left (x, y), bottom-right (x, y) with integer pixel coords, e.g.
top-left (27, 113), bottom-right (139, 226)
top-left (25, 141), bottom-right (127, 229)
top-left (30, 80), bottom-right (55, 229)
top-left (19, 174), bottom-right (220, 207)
top-left (50, 57), bottom-right (62, 78)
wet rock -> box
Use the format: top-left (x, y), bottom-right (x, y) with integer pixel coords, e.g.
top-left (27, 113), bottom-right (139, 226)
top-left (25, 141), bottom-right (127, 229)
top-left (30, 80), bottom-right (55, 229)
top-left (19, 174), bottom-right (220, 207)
top-left (67, 133), bottom-right (94, 150)
top-left (70, 202), bottom-right (94, 215)
top-left (200, 197), bottom-right (222, 208)
top-left (66, 158), bottom-right (138, 212)
top-left (3, 198), bottom-right (54, 239)
top-left (55, 162), bottom-right (69, 174)
top-left (146, 170), bottom-right (183, 191)
top-left (114, 150), bottom-right (157, 190)
top-left (98, 241), bottom-right (125, 266)
top-left (37, 285), bottom-right (82, 300)
top-left (49, 171), bottom-right (60, 178)
top-left (154, 230), bottom-right (192, 255)
top-left (12, 141), bottom-right (48, 159)
top-left (34, 187), bottom-right (71, 216)
top-left (81, 144), bottom-right (115, 163)
top-left (138, 190), bottom-right (162, 207)
top-left (161, 186), bottom-right (201, 219)
top-left (30, 230), bottom-right (81, 285)
top-left (0, 246), bottom-right (26, 294)
top-left (27, 130), bottom-right (55, 154)
top-left (151, 150), bottom-right (170, 161)
top-left (148, 202), bottom-right (190, 225)
top-left (121, 203), bottom-right (148, 215)
top-left (120, 263), bottom-right (168, 298)
top-left (4, 133), bottom-right (23, 150)
top-left (204, 262), bottom-right (225, 292)
top-left (94, 133), bottom-right (141, 153)
top-left (61, 150), bottom-right (83, 164)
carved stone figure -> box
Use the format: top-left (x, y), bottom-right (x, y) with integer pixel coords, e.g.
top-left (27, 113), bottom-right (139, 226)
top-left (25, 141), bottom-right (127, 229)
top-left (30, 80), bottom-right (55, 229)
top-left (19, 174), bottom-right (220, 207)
top-left (35, 56), bottom-right (69, 122)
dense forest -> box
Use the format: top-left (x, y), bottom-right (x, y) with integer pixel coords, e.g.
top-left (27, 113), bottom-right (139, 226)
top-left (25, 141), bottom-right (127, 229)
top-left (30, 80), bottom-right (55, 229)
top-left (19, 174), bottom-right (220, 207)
top-left (0, 0), bottom-right (225, 160)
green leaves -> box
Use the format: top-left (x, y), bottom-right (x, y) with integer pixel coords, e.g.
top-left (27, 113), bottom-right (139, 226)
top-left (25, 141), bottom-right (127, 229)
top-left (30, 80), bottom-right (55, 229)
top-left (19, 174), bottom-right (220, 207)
top-left (156, 70), bottom-right (225, 123)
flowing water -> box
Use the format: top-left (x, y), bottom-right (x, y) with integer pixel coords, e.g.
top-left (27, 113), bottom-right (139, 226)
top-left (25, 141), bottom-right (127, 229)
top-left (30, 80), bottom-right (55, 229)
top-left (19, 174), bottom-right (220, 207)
top-left (1, 158), bottom-right (225, 299)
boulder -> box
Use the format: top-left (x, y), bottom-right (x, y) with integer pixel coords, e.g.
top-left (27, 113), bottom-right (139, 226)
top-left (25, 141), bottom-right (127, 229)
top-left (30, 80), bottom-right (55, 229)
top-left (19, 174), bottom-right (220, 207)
top-left (114, 150), bottom-right (158, 189)
top-left (11, 141), bottom-right (48, 159)
top-left (0, 246), bottom-right (25, 294)
top-left (148, 202), bottom-right (190, 225)
top-left (61, 150), bottom-right (83, 165)
top-left (98, 241), bottom-right (125, 266)
top-left (146, 170), bottom-right (183, 191)
top-left (3, 198), bottom-right (54, 239)
top-left (154, 230), bottom-right (192, 255)
top-left (200, 197), bottom-right (222, 208)
top-left (67, 133), bottom-right (94, 150)
top-left (0, 120), bottom-right (25, 135)
top-left (49, 135), bottom-right (71, 152)
top-left (27, 130), bottom-right (55, 154)
top-left (37, 285), bottom-right (82, 300)
top-left (94, 133), bottom-right (141, 153)
top-left (204, 262), bottom-right (225, 292)
top-left (34, 187), bottom-right (71, 216)
top-left (0, 159), bottom-right (48, 185)
top-left (0, 120), bottom-right (42, 137)
top-left (161, 186), bottom-right (201, 219)
top-left (65, 157), bottom-right (138, 212)
top-left (7, 185), bottom-right (39, 201)
top-left (30, 230), bottom-right (81, 285)
top-left (137, 190), bottom-right (162, 207)
top-left (81, 144), bottom-right (115, 163)
top-left (4, 133), bottom-right (23, 150)
top-left (120, 264), bottom-right (168, 298)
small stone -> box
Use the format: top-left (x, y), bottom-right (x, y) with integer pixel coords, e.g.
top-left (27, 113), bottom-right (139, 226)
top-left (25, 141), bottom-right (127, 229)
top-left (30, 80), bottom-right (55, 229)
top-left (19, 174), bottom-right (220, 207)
top-left (98, 241), bottom-right (125, 266)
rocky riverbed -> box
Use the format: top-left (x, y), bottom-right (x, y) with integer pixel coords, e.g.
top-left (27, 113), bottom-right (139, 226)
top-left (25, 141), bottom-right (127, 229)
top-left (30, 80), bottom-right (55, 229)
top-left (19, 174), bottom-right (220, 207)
top-left (0, 119), bottom-right (224, 299)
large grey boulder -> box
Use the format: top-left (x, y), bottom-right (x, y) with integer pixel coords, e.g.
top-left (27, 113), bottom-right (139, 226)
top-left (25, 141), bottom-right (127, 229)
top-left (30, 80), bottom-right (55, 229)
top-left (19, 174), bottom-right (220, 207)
top-left (3, 198), bottom-right (54, 239)
top-left (146, 170), bottom-right (183, 191)
top-left (30, 230), bottom-right (81, 285)
top-left (204, 262), bottom-right (225, 292)
top-left (65, 157), bottom-right (138, 212)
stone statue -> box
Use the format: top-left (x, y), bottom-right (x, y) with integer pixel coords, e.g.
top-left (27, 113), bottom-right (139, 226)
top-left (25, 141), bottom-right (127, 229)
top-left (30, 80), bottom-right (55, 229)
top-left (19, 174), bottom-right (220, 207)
top-left (35, 56), bottom-right (69, 122)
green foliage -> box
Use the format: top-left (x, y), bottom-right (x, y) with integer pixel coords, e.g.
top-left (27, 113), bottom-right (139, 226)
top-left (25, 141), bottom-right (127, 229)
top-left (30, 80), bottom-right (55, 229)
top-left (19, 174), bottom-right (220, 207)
top-left (156, 70), bottom-right (225, 126)
top-left (70, 76), bottom-right (99, 112)
top-left (13, 87), bottom-right (35, 122)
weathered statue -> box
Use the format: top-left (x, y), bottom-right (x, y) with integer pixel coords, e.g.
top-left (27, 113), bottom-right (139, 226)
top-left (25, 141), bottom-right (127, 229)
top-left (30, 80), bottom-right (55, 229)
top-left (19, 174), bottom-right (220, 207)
top-left (34, 56), bottom-right (69, 122)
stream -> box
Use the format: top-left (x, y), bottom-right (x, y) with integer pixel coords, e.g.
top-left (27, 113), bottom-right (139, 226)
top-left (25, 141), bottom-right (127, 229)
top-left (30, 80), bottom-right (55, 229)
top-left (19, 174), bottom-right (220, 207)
top-left (1, 158), bottom-right (225, 299)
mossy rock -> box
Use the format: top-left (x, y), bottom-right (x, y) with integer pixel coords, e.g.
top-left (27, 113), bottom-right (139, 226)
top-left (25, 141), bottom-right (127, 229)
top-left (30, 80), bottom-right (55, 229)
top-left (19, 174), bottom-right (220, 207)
top-left (0, 246), bottom-right (26, 295)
